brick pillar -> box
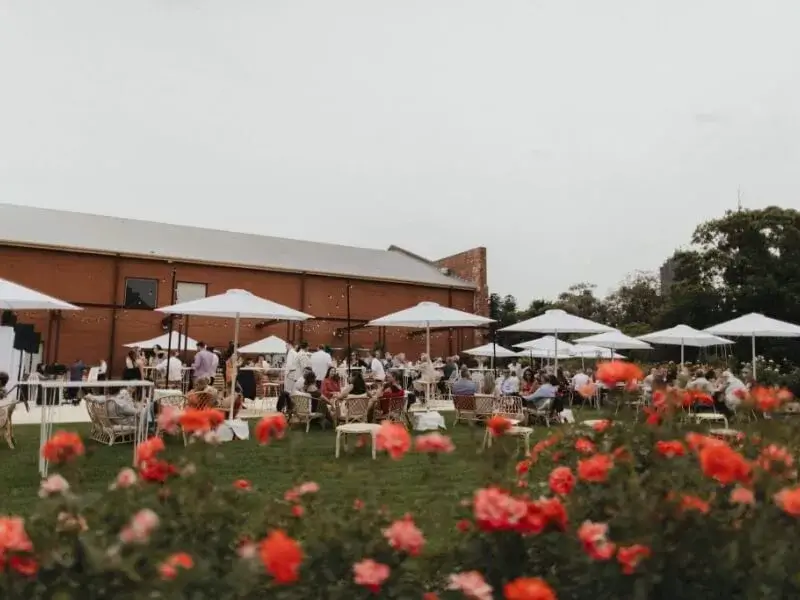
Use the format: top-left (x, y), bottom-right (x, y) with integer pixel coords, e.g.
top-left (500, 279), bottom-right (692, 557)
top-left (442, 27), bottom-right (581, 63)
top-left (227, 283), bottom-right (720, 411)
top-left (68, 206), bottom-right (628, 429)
top-left (435, 247), bottom-right (488, 344)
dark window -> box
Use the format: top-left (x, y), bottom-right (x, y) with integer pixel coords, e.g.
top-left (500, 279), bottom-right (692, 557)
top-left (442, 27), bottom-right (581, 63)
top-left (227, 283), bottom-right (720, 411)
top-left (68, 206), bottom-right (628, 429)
top-left (124, 278), bottom-right (158, 309)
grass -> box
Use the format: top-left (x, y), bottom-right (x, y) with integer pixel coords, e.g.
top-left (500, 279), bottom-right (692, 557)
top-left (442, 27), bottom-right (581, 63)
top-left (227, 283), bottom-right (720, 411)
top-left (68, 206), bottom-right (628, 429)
top-left (0, 413), bottom-right (568, 551)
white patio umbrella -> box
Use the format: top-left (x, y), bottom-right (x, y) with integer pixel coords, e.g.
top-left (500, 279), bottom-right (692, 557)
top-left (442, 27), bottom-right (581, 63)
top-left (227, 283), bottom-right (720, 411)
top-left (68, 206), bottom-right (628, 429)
top-left (514, 336), bottom-right (577, 368)
top-left (570, 344), bottom-right (627, 359)
top-left (368, 301), bottom-right (494, 361)
top-left (238, 335), bottom-right (289, 355)
top-left (124, 332), bottom-right (198, 351)
top-left (637, 324), bottom-right (733, 366)
top-left (463, 342), bottom-right (516, 369)
top-left (463, 342), bottom-right (517, 358)
top-left (0, 278), bottom-right (80, 478)
top-left (0, 277), bottom-right (80, 311)
top-left (704, 313), bottom-right (800, 379)
top-left (573, 330), bottom-right (653, 354)
top-left (502, 309), bottom-right (612, 369)
top-left (157, 289), bottom-right (313, 420)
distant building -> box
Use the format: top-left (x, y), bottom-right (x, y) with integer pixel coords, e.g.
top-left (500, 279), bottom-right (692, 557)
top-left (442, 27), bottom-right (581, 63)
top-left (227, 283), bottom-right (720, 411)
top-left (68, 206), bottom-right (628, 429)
top-left (0, 204), bottom-right (488, 372)
top-left (659, 256), bottom-right (677, 295)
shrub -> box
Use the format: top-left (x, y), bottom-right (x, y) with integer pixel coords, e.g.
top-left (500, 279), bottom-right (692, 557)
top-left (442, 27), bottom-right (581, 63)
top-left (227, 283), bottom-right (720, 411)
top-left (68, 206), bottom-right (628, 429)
top-left (4, 402), bottom-right (800, 598)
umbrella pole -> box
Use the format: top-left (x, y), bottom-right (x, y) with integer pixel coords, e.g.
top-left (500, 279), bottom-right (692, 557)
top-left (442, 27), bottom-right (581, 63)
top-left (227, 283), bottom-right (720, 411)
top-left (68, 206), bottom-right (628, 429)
top-left (229, 314), bottom-right (240, 420)
top-left (554, 332), bottom-right (559, 371)
top-left (752, 335), bottom-right (757, 381)
top-left (426, 323), bottom-right (430, 362)
top-left (680, 341), bottom-right (684, 366)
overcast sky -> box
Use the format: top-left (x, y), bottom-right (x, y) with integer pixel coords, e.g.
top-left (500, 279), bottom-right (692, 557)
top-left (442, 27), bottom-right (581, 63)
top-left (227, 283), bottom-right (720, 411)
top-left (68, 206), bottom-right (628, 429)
top-left (1, 1), bottom-right (799, 306)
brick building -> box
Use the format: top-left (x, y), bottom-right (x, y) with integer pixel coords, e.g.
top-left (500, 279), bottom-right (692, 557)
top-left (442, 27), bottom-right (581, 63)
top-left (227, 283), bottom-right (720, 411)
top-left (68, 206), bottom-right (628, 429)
top-left (0, 205), bottom-right (488, 374)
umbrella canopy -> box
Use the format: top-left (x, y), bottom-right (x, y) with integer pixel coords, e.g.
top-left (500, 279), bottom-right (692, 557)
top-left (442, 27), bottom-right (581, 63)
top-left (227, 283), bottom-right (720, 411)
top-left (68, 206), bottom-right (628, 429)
top-left (462, 343), bottom-right (517, 358)
top-left (704, 313), bottom-right (800, 380)
top-left (573, 330), bottom-right (653, 350)
top-left (514, 335), bottom-right (577, 354)
top-left (704, 313), bottom-right (800, 337)
top-left (368, 302), bottom-right (493, 328)
top-left (157, 289), bottom-right (312, 420)
top-left (638, 325), bottom-right (733, 347)
top-left (499, 309), bottom-right (613, 334)
top-left (157, 288), bottom-right (313, 320)
top-left (0, 278), bottom-right (80, 311)
top-left (124, 332), bottom-right (198, 351)
top-left (638, 324), bottom-right (733, 366)
top-left (238, 335), bottom-right (290, 355)
top-left (515, 348), bottom-right (575, 360)
top-left (369, 301), bottom-right (493, 364)
top-left (571, 344), bottom-right (626, 359)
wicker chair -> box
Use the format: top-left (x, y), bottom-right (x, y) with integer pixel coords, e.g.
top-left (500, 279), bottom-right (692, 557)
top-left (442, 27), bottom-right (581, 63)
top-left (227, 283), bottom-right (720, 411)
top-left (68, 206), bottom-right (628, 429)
top-left (527, 397), bottom-right (554, 427)
top-left (373, 395), bottom-right (406, 426)
top-left (337, 395), bottom-right (370, 424)
top-left (0, 397), bottom-right (17, 449)
top-left (290, 393), bottom-right (325, 432)
top-left (85, 395), bottom-right (137, 446)
top-left (155, 393), bottom-right (186, 437)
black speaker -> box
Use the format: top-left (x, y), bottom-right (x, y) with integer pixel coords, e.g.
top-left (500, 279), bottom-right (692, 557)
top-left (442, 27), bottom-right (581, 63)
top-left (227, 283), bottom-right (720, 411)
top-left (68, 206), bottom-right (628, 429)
top-left (1, 310), bottom-right (17, 326)
top-left (13, 324), bottom-right (36, 353)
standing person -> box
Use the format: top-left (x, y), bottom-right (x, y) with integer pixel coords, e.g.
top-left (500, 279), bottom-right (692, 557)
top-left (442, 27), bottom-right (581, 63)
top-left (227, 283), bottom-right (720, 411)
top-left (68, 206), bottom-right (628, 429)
top-left (370, 350), bottom-right (386, 383)
top-left (66, 358), bottom-right (85, 404)
top-left (123, 351), bottom-right (141, 381)
top-left (295, 342), bottom-right (311, 379)
top-left (192, 342), bottom-right (216, 385)
top-left (284, 342), bottom-right (299, 394)
top-left (311, 345), bottom-right (332, 387)
top-left (156, 351), bottom-right (184, 388)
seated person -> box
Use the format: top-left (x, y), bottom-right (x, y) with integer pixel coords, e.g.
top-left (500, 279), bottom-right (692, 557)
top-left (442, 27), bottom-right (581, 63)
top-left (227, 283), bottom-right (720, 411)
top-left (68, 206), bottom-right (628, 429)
top-left (452, 367), bottom-right (478, 396)
top-left (321, 368), bottom-right (344, 401)
top-left (109, 388), bottom-right (150, 428)
top-left (186, 377), bottom-right (219, 407)
top-left (523, 375), bottom-right (559, 409)
top-left (520, 369), bottom-right (537, 396)
top-left (500, 369), bottom-right (520, 395)
top-left (369, 373), bottom-right (406, 421)
top-left (296, 371), bottom-right (334, 424)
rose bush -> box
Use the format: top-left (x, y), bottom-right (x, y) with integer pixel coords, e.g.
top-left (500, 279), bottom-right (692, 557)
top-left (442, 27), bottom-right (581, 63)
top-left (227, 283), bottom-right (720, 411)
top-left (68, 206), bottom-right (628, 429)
top-left (3, 393), bottom-right (800, 598)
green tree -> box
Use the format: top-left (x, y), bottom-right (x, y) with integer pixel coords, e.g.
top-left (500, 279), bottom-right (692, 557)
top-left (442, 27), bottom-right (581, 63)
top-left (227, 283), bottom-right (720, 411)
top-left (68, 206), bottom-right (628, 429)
top-left (605, 271), bottom-right (663, 335)
top-left (553, 283), bottom-right (608, 323)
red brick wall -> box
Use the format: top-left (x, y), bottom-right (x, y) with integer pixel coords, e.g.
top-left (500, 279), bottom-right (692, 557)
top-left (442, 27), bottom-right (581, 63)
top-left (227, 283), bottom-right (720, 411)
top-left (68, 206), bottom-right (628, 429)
top-left (435, 247), bottom-right (489, 344)
top-left (0, 245), bottom-right (477, 373)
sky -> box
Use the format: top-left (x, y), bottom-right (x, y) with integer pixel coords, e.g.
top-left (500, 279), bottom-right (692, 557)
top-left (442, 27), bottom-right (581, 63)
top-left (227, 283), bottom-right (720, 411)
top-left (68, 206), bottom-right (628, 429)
top-left (1, 1), bottom-right (799, 306)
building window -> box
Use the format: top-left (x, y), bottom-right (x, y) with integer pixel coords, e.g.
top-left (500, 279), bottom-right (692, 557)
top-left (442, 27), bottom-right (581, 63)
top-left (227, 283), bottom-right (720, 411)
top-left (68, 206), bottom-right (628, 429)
top-left (124, 278), bottom-right (159, 309)
top-left (176, 282), bottom-right (207, 304)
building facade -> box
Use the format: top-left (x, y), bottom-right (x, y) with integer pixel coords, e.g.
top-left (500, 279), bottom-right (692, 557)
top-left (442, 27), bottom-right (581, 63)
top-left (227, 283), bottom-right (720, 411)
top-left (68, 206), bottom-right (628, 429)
top-left (0, 205), bottom-right (487, 373)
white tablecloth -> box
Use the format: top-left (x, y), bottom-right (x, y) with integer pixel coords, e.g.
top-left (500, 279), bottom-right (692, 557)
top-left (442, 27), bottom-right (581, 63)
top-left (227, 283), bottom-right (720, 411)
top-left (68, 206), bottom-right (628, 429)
top-left (411, 410), bottom-right (446, 431)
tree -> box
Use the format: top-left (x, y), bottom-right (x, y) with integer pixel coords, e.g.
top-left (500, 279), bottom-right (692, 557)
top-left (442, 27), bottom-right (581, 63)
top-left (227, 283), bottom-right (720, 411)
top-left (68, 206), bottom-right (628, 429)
top-left (553, 283), bottom-right (608, 323)
top-left (605, 271), bottom-right (663, 335)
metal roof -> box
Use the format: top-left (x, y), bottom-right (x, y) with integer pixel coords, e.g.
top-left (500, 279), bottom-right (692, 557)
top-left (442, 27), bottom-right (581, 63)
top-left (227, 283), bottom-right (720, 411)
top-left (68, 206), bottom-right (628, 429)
top-left (0, 204), bottom-right (474, 289)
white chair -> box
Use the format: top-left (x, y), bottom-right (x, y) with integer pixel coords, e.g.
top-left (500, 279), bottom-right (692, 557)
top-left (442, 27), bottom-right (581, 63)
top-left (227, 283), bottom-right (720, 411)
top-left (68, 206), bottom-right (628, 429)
top-left (482, 396), bottom-right (533, 455)
top-left (690, 412), bottom-right (729, 429)
top-left (335, 423), bottom-right (381, 459)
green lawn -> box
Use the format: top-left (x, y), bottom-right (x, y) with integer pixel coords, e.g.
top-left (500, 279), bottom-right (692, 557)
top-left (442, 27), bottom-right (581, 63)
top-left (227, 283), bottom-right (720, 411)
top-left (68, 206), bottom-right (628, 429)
top-left (0, 414), bottom-right (567, 551)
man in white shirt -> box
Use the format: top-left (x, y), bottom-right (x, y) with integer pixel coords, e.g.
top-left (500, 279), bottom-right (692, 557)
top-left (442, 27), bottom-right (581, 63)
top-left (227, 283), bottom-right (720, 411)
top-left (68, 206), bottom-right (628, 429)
top-left (500, 369), bottom-right (520, 395)
top-left (571, 369), bottom-right (590, 391)
top-left (370, 351), bottom-right (386, 382)
top-left (295, 342), bottom-right (312, 379)
top-left (310, 345), bottom-right (332, 385)
top-left (157, 351), bottom-right (184, 386)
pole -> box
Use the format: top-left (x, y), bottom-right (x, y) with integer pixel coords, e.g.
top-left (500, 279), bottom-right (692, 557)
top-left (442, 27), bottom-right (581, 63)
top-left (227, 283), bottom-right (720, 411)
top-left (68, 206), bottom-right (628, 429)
top-left (751, 335), bottom-right (757, 381)
top-left (554, 331), bottom-right (559, 371)
top-left (346, 281), bottom-right (351, 370)
top-left (165, 267), bottom-right (177, 389)
top-left (229, 313), bottom-right (240, 420)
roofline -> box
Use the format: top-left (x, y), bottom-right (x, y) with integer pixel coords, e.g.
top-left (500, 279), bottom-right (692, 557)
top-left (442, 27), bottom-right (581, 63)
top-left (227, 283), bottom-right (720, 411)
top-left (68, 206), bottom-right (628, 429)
top-left (0, 240), bottom-right (476, 291)
top-left (387, 245), bottom-right (473, 286)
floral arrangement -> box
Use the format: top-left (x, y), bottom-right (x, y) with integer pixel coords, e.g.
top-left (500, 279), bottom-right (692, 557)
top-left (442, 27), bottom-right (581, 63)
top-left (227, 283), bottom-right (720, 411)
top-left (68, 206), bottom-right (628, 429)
top-left (3, 366), bottom-right (800, 598)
